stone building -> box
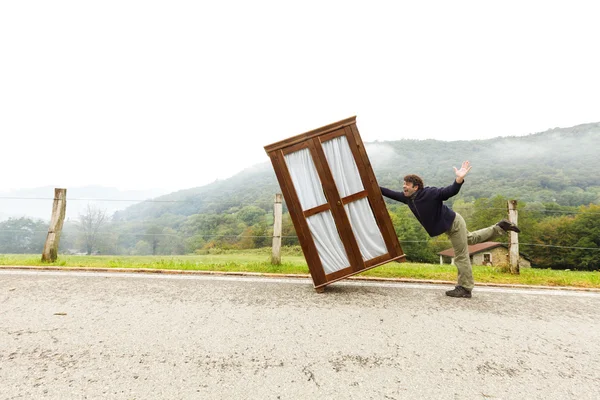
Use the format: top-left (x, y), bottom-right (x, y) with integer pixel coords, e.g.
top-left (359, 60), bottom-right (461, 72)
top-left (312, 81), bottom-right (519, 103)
top-left (438, 241), bottom-right (531, 268)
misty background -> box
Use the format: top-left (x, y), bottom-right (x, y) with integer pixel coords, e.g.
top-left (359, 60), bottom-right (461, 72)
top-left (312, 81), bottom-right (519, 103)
top-left (1, 121), bottom-right (598, 222)
top-left (0, 187), bottom-right (167, 222)
top-left (1, 1), bottom-right (599, 269)
top-left (1, 122), bottom-right (599, 269)
top-left (1, 1), bottom-right (599, 194)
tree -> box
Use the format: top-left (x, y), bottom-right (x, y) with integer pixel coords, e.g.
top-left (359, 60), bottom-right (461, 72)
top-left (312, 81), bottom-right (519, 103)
top-left (529, 215), bottom-right (575, 269)
top-left (565, 204), bottom-right (600, 270)
top-left (157, 228), bottom-right (186, 255)
top-left (468, 196), bottom-right (508, 230)
top-left (133, 240), bottom-right (152, 255)
top-left (76, 204), bottom-right (107, 255)
top-left (528, 204), bottom-right (600, 270)
top-left (0, 217), bottom-right (48, 253)
top-left (146, 225), bottom-right (162, 255)
top-left (237, 206), bottom-right (267, 226)
top-left (281, 213), bottom-right (299, 246)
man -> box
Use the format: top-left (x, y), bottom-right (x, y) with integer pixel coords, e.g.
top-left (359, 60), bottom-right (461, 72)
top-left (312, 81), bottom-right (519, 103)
top-left (380, 161), bottom-right (520, 298)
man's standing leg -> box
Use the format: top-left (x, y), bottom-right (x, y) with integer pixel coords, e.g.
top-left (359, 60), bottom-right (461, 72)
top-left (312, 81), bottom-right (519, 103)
top-left (446, 213), bottom-right (473, 297)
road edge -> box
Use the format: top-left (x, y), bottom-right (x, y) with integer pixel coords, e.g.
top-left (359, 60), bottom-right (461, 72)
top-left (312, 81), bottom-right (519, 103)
top-left (2, 265), bottom-right (599, 292)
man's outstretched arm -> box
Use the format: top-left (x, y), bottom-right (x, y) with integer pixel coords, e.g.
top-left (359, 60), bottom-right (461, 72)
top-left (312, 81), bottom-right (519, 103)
top-left (380, 186), bottom-right (408, 204)
top-left (438, 161), bottom-right (471, 200)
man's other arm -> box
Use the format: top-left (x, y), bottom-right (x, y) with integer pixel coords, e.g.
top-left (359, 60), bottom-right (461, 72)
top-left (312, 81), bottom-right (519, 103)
top-left (380, 187), bottom-right (408, 204)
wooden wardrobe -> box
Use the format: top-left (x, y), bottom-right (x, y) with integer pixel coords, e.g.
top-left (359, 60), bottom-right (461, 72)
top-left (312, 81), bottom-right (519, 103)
top-left (264, 116), bottom-right (405, 291)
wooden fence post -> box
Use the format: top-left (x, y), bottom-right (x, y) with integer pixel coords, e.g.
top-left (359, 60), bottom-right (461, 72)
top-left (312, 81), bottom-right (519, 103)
top-left (508, 200), bottom-right (519, 274)
top-left (271, 193), bottom-right (282, 265)
top-left (41, 188), bottom-right (67, 262)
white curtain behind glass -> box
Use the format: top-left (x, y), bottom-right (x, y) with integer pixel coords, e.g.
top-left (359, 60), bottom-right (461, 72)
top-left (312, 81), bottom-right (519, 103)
top-left (322, 136), bottom-right (387, 261)
top-left (321, 136), bottom-right (364, 197)
top-left (285, 148), bottom-right (349, 274)
top-left (307, 211), bottom-right (350, 274)
top-left (284, 148), bottom-right (327, 211)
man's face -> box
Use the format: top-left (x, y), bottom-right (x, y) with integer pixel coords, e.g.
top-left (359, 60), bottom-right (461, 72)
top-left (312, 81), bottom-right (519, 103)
top-left (403, 181), bottom-right (419, 197)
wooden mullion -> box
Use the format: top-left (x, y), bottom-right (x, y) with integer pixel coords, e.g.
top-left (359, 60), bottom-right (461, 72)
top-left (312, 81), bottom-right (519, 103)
top-left (269, 150), bottom-right (327, 286)
top-left (341, 190), bottom-right (368, 205)
top-left (346, 125), bottom-right (404, 259)
top-left (303, 203), bottom-right (331, 218)
top-left (308, 138), bottom-right (363, 274)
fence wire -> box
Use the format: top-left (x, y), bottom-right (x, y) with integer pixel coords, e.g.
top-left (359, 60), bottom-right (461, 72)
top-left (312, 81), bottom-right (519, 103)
top-left (0, 229), bottom-right (598, 251)
top-left (1, 195), bottom-right (599, 252)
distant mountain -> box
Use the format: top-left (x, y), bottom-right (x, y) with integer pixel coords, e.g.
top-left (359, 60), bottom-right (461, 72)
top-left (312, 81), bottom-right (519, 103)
top-left (0, 186), bottom-right (168, 221)
top-left (113, 122), bottom-right (600, 222)
top-left (113, 163), bottom-right (279, 221)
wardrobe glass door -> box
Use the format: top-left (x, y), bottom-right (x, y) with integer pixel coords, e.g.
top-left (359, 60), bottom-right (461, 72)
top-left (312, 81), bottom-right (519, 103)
top-left (321, 135), bottom-right (387, 261)
top-left (284, 147), bottom-right (350, 274)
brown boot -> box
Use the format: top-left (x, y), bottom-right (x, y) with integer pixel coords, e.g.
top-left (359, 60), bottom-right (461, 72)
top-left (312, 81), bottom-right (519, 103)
top-left (445, 286), bottom-right (472, 298)
top-left (497, 219), bottom-right (521, 233)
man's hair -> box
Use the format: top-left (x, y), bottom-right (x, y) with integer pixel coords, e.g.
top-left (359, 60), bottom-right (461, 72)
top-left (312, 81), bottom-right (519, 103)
top-left (403, 174), bottom-right (424, 190)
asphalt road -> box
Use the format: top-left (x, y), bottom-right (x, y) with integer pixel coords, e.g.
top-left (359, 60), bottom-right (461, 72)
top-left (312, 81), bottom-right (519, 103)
top-left (1, 269), bottom-right (599, 399)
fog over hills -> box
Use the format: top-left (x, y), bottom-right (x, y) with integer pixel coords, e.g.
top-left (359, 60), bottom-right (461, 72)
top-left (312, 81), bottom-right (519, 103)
top-left (3, 122), bottom-right (598, 223)
top-left (0, 186), bottom-right (167, 222)
top-left (114, 122), bottom-right (600, 221)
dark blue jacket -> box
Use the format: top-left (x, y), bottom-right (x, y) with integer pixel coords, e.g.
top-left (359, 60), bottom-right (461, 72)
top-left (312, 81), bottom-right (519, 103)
top-left (380, 180), bottom-right (463, 237)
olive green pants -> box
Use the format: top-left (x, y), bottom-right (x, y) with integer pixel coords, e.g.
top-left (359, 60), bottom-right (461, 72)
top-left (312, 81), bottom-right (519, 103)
top-left (446, 213), bottom-right (505, 290)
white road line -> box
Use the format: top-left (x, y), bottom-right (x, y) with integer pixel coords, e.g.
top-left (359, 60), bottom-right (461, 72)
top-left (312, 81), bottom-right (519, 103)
top-left (1, 269), bottom-right (599, 298)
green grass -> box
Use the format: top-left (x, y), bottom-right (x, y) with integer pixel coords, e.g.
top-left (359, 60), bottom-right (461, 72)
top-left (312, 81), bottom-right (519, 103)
top-left (361, 262), bottom-right (600, 288)
top-left (1, 249), bottom-right (599, 289)
top-left (0, 249), bottom-right (310, 275)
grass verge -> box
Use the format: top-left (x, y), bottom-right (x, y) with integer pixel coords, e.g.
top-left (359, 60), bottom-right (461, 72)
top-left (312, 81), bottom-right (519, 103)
top-left (1, 250), bottom-right (599, 289)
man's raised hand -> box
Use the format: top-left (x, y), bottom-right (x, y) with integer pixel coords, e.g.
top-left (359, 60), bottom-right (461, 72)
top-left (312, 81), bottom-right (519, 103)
top-left (454, 161), bottom-right (472, 183)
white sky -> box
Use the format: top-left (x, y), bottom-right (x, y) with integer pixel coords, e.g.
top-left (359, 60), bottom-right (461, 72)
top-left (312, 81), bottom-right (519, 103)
top-left (1, 0), bottom-right (599, 193)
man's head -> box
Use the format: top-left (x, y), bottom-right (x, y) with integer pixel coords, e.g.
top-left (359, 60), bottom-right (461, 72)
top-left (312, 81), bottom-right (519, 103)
top-left (402, 174), bottom-right (423, 197)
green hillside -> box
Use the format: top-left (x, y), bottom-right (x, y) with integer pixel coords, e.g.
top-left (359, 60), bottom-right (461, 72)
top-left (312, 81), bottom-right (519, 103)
top-left (114, 163), bottom-right (280, 221)
top-left (116, 122), bottom-right (600, 221)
